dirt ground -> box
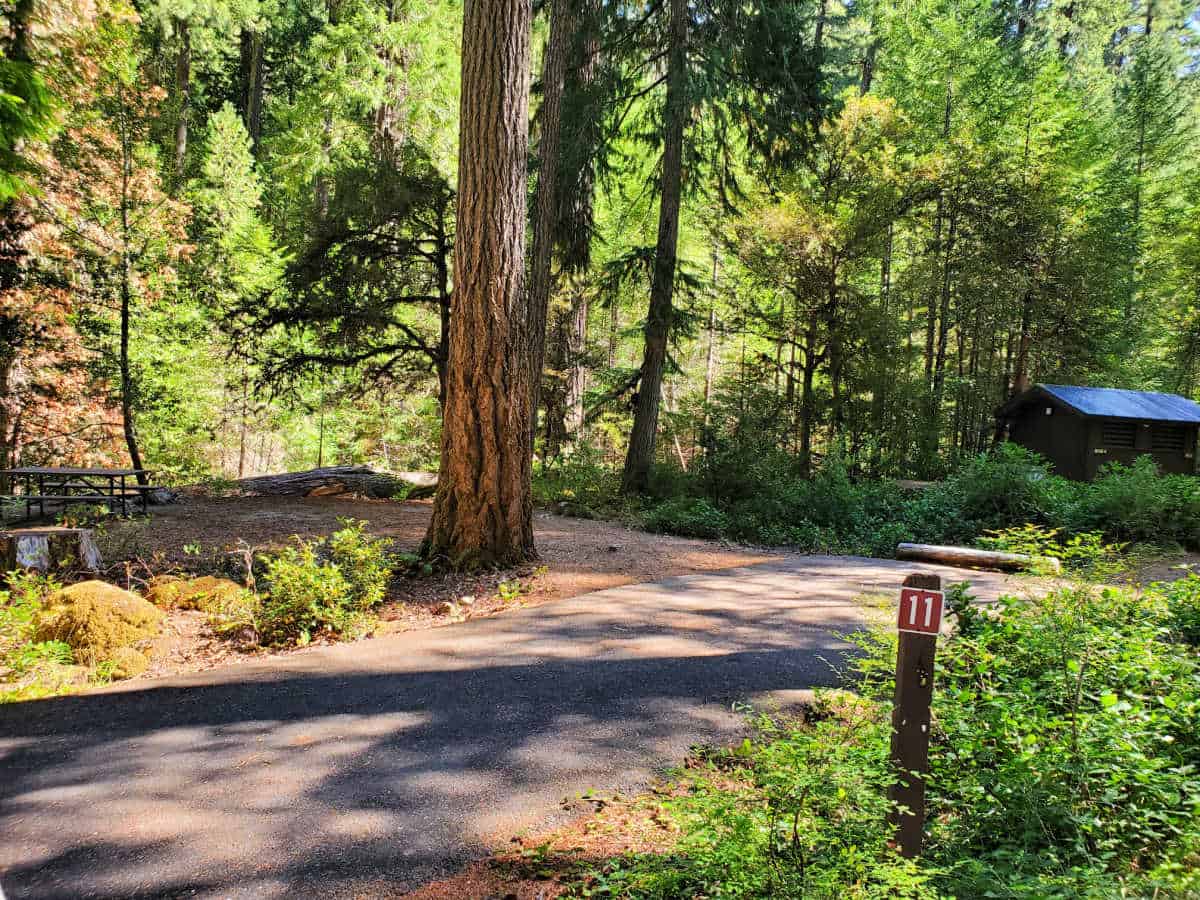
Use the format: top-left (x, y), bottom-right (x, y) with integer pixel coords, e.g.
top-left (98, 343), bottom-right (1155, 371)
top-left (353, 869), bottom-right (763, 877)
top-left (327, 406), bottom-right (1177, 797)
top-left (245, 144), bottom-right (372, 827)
top-left (92, 493), bottom-right (779, 683)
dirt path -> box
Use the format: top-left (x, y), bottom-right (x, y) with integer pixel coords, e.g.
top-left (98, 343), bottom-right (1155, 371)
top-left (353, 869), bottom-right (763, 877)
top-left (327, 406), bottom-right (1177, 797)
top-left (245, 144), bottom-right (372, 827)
top-left (0, 556), bottom-right (1021, 900)
top-left (93, 496), bottom-right (779, 681)
top-left (127, 494), bottom-right (777, 603)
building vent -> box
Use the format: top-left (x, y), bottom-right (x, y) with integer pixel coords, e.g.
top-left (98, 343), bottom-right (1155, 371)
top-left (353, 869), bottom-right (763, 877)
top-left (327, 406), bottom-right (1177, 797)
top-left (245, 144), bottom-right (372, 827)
top-left (1101, 422), bottom-right (1137, 449)
top-left (1152, 426), bottom-right (1188, 452)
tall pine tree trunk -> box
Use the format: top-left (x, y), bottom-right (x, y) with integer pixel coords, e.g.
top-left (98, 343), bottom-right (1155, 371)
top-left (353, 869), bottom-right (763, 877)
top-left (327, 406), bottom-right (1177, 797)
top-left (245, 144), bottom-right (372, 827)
top-left (424, 0), bottom-right (534, 567)
top-left (239, 28), bottom-right (265, 149)
top-left (118, 100), bottom-right (147, 485)
top-left (173, 18), bottom-right (191, 185)
top-left (798, 312), bottom-right (820, 477)
top-left (527, 0), bottom-right (574, 442)
top-left (373, 0), bottom-right (409, 163)
top-left (621, 0), bottom-right (687, 494)
top-left (564, 285), bottom-right (588, 434)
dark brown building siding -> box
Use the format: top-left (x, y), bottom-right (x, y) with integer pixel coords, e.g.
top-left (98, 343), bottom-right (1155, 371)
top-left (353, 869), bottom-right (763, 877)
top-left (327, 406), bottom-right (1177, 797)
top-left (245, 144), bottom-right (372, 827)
top-left (1004, 397), bottom-right (1198, 480)
top-left (1007, 398), bottom-right (1089, 479)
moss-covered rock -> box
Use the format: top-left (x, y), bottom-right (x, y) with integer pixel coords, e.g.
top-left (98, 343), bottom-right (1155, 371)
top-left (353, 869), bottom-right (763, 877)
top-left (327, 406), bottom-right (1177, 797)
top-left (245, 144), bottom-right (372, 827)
top-left (33, 580), bottom-right (163, 664)
top-left (146, 575), bottom-right (246, 612)
top-left (107, 646), bottom-right (150, 679)
top-left (144, 575), bottom-right (185, 608)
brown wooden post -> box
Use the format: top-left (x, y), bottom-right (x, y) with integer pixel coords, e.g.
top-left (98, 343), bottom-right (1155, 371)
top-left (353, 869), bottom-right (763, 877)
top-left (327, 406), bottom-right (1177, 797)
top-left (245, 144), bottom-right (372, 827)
top-left (888, 571), bottom-right (943, 857)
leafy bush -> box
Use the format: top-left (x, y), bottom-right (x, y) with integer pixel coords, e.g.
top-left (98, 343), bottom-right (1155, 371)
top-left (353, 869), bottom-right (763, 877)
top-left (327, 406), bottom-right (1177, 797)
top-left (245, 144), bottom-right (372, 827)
top-left (921, 443), bottom-right (1055, 531)
top-left (0, 571), bottom-right (61, 651)
top-left (1161, 573), bottom-right (1200, 647)
top-left (328, 518), bottom-right (394, 608)
top-left (6, 639), bottom-right (73, 675)
top-left (533, 446), bottom-right (628, 519)
top-left (257, 542), bottom-right (355, 645)
top-left (643, 497), bottom-right (730, 539)
top-left (1074, 457), bottom-right (1200, 546)
top-left (977, 524), bottom-right (1127, 579)
top-left (256, 522), bottom-right (395, 646)
top-left (924, 584), bottom-right (1200, 896)
top-left (582, 444), bottom-right (1200, 559)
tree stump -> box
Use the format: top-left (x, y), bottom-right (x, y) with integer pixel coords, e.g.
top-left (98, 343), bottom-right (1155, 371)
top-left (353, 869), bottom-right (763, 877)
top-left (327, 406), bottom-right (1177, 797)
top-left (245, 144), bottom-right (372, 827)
top-left (0, 527), bottom-right (102, 574)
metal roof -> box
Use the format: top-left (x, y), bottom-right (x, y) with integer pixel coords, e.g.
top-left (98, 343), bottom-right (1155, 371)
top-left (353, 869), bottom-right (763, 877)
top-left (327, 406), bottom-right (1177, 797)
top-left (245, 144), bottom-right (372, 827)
top-left (1038, 384), bottom-right (1200, 423)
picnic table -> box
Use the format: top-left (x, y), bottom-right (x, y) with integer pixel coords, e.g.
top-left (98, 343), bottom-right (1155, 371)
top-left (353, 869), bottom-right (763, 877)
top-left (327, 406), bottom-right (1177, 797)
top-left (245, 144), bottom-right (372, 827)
top-left (0, 467), bottom-right (156, 521)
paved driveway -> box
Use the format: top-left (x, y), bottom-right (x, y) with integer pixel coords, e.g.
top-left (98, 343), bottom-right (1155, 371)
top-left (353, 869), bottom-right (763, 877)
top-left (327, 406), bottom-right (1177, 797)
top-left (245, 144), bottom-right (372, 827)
top-left (0, 556), bottom-right (1019, 899)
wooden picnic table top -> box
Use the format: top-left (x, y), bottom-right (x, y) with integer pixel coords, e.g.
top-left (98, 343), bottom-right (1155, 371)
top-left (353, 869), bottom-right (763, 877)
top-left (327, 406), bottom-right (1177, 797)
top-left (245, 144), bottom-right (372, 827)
top-left (1, 467), bottom-right (148, 477)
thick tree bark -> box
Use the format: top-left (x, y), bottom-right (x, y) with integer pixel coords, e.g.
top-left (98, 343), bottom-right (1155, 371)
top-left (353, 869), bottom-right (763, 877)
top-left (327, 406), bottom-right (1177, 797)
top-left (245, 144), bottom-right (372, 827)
top-left (527, 0), bottom-right (574, 442)
top-left (173, 18), bottom-right (191, 185)
top-left (239, 28), bottom-right (265, 149)
top-left (434, 207), bottom-right (452, 410)
top-left (621, 0), bottom-right (687, 494)
top-left (423, 0), bottom-right (534, 567)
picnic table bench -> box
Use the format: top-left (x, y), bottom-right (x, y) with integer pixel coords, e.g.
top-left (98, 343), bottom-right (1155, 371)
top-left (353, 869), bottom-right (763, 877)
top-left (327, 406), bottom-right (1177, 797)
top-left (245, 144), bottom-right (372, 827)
top-left (0, 467), bottom-right (160, 521)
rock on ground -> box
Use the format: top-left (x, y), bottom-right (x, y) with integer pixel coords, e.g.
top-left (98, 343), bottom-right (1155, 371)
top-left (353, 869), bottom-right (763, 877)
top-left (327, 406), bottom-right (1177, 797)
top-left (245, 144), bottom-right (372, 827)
top-left (33, 580), bottom-right (163, 665)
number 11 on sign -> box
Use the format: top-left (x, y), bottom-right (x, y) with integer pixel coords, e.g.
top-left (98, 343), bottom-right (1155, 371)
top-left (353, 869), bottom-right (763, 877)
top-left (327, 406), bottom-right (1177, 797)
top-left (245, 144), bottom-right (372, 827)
top-left (898, 587), bottom-right (944, 635)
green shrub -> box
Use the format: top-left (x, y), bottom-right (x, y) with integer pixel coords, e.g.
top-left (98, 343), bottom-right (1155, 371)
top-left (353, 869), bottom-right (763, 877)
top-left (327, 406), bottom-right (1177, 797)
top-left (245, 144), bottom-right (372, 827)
top-left (549, 444), bottom-right (1200, 560)
top-left (643, 497), bottom-right (730, 539)
top-left (1161, 573), bottom-right (1200, 647)
top-left (925, 443), bottom-right (1055, 530)
top-left (256, 523), bottom-right (394, 646)
top-left (572, 702), bottom-right (931, 899)
top-left (328, 518), bottom-right (394, 608)
top-left (977, 524), bottom-right (1127, 579)
top-left (924, 584), bottom-right (1200, 896)
top-left (6, 639), bottom-right (73, 674)
top-left (257, 542), bottom-right (354, 645)
top-left (533, 445), bottom-right (625, 516)
top-left (1075, 457), bottom-right (1200, 547)
top-left (0, 571), bottom-right (61, 651)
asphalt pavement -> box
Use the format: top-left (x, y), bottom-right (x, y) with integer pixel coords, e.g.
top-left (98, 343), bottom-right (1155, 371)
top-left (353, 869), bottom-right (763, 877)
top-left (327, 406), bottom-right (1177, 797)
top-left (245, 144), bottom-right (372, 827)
top-left (0, 555), bottom-right (1017, 899)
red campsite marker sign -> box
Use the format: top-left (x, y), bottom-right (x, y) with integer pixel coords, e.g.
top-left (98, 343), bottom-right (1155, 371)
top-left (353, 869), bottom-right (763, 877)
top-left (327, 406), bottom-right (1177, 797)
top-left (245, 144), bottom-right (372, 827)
top-left (888, 573), bottom-right (944, 859)
top-left (897, 587), bottom-right (944, 635)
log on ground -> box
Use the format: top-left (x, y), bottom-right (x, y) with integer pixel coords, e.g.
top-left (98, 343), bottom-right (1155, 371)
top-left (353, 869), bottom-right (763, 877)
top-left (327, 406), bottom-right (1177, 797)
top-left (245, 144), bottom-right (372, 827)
top-left (896, 542), bottom-right (1061, 574)
top-left (233, 466), bottom-right (438, 500)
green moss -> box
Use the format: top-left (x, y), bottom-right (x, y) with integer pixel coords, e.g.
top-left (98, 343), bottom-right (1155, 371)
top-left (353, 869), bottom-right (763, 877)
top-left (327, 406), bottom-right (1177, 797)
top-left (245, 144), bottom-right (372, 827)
top-left (107, 646), bottom-right (150, 679)
top-left (33, 580), bottom-right (163, 664)
top-left (146, 575), bottom-right (247, 612)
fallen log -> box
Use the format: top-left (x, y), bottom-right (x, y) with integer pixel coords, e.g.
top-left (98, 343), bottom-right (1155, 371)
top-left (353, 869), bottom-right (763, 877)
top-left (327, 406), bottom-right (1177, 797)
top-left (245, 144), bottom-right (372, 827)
top-left (0, 526), bottom-right (102, 574)
top-left (896, 542), bottom-right (1061, 574)
top-left (233, 466), bottom-right (438, 501)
